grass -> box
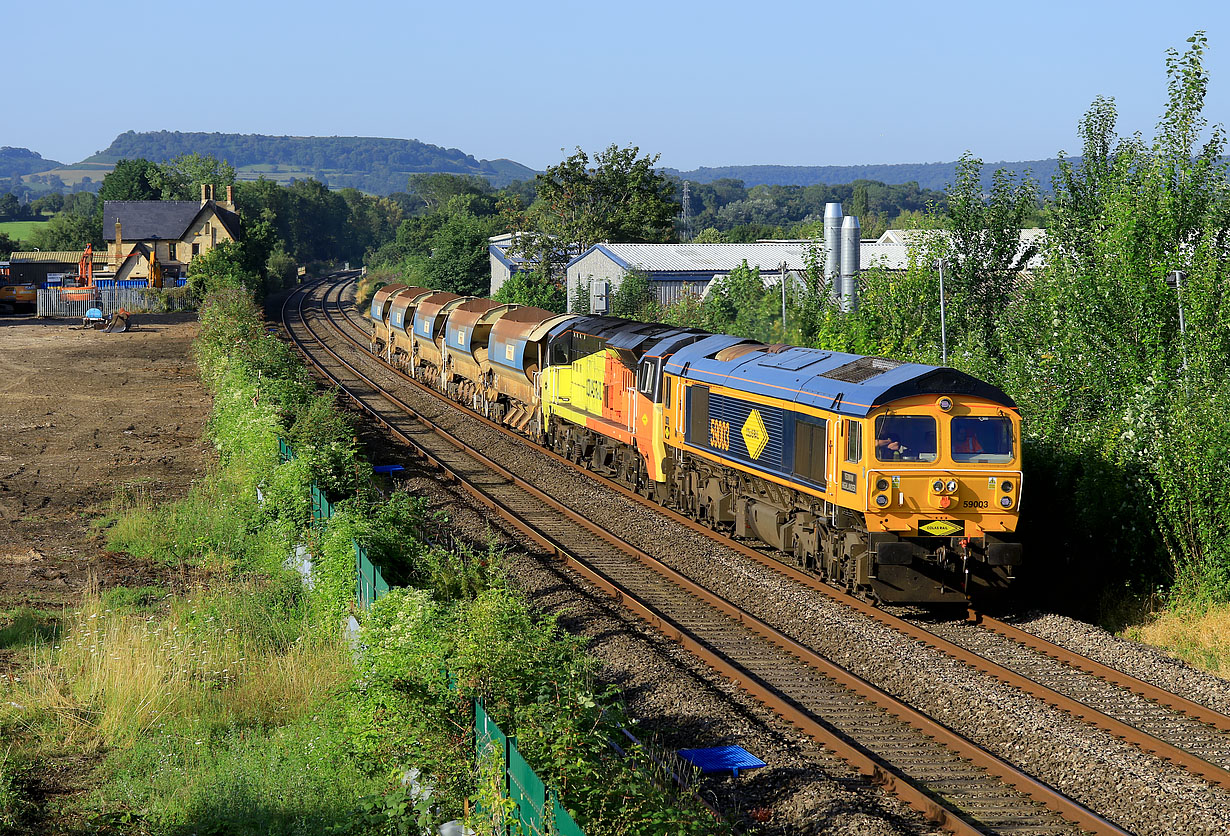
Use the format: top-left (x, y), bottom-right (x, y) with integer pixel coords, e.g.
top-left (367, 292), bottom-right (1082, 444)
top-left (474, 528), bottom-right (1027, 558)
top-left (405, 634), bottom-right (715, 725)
top-left (0, 220), bottom-right (47, 241)
top-left (6, 579), bottom-right (350, 749)
top-left (0, 746), bottom-right (32, 830)
top-left (0, 579), bottom-right (381, 835)
top-left (1124, 602), bottom-right (1230, 674)
top-left (0, 608), bottom-right (61, 651)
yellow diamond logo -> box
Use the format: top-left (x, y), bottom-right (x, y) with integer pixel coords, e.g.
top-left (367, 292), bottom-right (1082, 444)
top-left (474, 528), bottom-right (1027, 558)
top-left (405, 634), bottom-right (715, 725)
top-left (741, 409), bottom-right (768, 460)
top-left (919, 520), bottom-right (963, 537)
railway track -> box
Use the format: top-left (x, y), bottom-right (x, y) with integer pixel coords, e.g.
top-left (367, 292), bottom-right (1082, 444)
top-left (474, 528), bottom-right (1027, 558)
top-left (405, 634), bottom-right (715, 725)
top-left (322, 275), bottom-right (1230, 797)
top-left (282, 276), bottom-right (1143, 835)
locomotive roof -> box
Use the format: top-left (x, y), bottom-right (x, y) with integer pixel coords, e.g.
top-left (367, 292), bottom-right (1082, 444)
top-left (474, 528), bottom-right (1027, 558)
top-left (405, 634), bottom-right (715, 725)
top-left (664, 338), bottom-right (1015, 417)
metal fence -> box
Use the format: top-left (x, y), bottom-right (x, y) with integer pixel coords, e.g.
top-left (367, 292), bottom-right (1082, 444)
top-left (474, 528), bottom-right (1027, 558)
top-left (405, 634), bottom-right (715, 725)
top-left (310, 483), bottom-right (334, 525)
top-left (281, 439), bottom-right (392, 608)
top-left (36, 287), bottom-right (195, 318)
top-left (356, 542), bottom-right (390, 609)
top-left (477, 702), bottom-right (585, 836)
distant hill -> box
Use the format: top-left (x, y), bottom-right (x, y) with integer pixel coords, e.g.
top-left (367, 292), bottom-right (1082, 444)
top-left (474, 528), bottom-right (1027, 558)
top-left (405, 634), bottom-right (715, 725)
top-left (0, 147), bottom-right (64, 180)
top-left (662, 159), bottom-right (1065, 192)
top-left (81, 131), bottom-right (539, 193)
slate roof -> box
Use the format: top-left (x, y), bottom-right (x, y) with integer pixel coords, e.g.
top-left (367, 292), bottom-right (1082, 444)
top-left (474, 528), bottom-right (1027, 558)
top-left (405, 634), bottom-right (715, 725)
top-left (103, 200), bottom-right (241, 242)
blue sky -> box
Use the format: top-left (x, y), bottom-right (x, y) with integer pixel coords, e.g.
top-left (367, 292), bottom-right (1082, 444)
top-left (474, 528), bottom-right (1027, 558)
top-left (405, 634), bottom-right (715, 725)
top-left (8, 0), bottom-right (1229, 171)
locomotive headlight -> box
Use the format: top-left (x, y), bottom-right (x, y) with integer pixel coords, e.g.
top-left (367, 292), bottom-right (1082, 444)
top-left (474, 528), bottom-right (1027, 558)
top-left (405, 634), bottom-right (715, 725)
top-left (937, 397), bottom-right (953, 411)
top-left (945, 479), bottom-right (958, 493)
top-left (1001, 480), bottom-right (1014, 492)
top-left (1000, 496), bottom-right (1014, 508)
top-left (876, 478), bottom-right (890, 492)
top-left (931, 479), bottom-right (945, 493)
top-left (875, 494), bottom-right (890, 507)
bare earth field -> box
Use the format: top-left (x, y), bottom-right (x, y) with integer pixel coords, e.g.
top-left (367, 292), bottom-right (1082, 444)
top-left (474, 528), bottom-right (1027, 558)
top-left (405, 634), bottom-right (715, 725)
top-left (0, 312), bottom-right (211, 623)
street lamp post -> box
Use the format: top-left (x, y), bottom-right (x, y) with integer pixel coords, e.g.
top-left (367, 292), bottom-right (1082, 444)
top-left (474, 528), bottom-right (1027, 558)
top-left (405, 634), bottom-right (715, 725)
top-left (1166, 270), bottom-right (1188, 381)
top-left (936, 259), bottom-right (948, 365)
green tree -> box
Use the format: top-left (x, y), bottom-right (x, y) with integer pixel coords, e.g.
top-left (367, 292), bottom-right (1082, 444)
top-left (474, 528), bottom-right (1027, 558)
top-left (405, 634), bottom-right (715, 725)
top-left (691, 227), bottom-right (726, 243)
top-left (514, 145), bottom-right (676, 275)
top-left (424, 210), bottom-right (491, 296)
top-left (158, 152), bottom-right (237, 201)
top-left (187, 241), bottom-right (257, 297)
top-left (941, 154), bottom-right (1039, 352)
top-left (30, 194), bottom-right (102, 250)
top-left (98, 159), bottom-right (163, 203)
top-left (610, 269), bottom-right (656, 319)
top-left (978, 32), bottom-right (1230, 608)
top-left (0, 193), bottom-right (20, 221)
top-left (408, 173), bottom-right (494, 214)
top-left (493, 268), bottom-right (565, 312)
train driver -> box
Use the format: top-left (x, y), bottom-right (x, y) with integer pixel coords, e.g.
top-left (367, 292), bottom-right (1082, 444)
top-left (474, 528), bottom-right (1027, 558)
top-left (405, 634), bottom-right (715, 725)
top-left (953, 424), bottom-right (984, 456)
top-left (875, 432), bottom-right (905, 459)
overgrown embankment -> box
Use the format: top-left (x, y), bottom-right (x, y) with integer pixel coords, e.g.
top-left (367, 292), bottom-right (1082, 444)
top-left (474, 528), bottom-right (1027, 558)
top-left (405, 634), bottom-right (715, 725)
top-left (0, 282), bottom-right (730, 835)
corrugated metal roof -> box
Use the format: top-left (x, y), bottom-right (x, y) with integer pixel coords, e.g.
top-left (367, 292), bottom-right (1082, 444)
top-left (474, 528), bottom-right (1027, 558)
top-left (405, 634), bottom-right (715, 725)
top-left (9, 250), bottom-right (110, 264)
top-left (873, 228), bottom-right (1046, 269)
top-left (575, 243), bottom-right (812, 273)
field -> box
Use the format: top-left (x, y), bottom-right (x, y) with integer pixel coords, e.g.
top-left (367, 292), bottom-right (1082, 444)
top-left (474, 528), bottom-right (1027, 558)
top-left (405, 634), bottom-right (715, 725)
top-left (19, 163), bottom-right (112, 190)
top-left (0, 221), bottom-right (47, 243)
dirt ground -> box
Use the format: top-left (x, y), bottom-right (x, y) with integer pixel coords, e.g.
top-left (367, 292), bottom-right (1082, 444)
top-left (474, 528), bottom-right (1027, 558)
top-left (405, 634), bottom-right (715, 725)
top-left (0, 312), bottom-right (211, 618)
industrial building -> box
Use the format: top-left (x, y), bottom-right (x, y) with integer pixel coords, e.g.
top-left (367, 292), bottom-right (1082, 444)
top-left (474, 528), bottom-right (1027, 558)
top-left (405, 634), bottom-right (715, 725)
top-left (563, 203), bottom-right (865, 314)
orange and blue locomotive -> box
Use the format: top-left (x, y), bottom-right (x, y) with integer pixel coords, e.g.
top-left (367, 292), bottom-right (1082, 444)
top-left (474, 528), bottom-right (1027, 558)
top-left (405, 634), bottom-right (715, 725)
top-left (368, 290), bottom-right (1022, 604)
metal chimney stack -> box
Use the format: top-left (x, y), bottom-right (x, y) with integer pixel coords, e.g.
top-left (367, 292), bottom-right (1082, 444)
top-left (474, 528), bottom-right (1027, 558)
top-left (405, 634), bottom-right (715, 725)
top-left (840, 214), bottom-right (860, 312)
top-left (823, 203), bottom-right (843, 305)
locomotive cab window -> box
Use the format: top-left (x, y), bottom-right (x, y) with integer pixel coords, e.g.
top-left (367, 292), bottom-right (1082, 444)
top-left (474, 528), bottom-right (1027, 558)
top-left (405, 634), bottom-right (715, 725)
top-left (845, 419), bottom-right (862, 463)
top-left (794, 418), bottom-right (828, 486)
top-left (637, 358), bottom-right (660, 400)
top-left (874, 416), bottom-right (937, 462)
top-left (951, 416), bottom-right (1014, 463)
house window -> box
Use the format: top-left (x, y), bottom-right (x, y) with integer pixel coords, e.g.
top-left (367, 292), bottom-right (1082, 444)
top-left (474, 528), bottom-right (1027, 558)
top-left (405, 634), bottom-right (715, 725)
top-left (204, 222), bottom-right (211, 235)
top-left (192, 243), bottom-right (200, 256)
top-left (167, 243), bottom-right (176, 261)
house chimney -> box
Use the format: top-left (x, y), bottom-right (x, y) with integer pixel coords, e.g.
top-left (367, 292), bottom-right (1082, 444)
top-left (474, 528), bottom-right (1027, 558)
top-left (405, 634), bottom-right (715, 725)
top-left (114, 220), bottom-right (122, 267)
top-left (201, 184), bottom-right (208, 205)
top-left (225, 185), bottom-right (234, 208)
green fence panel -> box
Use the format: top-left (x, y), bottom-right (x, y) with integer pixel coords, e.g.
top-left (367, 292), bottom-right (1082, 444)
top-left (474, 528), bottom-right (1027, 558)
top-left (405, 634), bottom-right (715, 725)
top-left (311, 484), bottom-right (333, 524)
top-left (551, 792), bottom-right (585, 836)
top-left (356, 543), bottom-right (371, 609)
top-left (277, 437), bottom-right (295, 463)
top-left (475, 701), bottom-right (507, 765)
top-left (354, 541), bottom-right (389, 609)
top-left (509, 739), bottom-right (547, 836)
top-left (475, 702), bottom-right (509, 833)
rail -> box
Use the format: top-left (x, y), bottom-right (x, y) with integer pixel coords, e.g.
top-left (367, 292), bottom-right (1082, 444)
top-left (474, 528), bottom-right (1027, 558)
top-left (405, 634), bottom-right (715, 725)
top-left (325, 274), bottom-right (1230, 794)
top-left (286, 277), bottom-right (1130, 836)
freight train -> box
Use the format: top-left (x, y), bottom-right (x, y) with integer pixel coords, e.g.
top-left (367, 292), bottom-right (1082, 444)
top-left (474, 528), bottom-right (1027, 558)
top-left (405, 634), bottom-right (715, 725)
top-left (367, 283), bottom-right (1022, 604)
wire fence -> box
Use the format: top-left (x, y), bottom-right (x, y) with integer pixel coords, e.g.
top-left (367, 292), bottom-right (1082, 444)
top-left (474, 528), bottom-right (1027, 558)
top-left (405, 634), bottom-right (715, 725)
top-left (36, 288), bottom-right (195, 318)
